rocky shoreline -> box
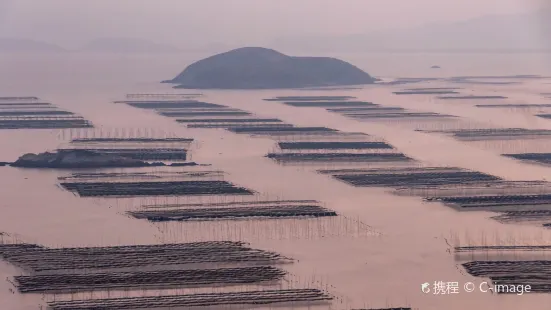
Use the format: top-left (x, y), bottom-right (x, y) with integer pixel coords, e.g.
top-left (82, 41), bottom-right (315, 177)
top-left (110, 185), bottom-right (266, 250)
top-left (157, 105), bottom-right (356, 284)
top-left (4, 149), bottom-right (198, 169)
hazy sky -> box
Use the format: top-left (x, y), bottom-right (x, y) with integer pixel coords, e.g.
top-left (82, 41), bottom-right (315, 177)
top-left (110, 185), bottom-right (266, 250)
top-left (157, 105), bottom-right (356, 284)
top-left (0, 0), bottom-right (546, 47)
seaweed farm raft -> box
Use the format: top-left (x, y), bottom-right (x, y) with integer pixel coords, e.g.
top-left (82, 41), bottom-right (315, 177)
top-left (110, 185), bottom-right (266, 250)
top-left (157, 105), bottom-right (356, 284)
top-left (0, 241), bottom-right (290, 273)
top-left (70, 137), bottom-right (194, 144)
top-left (437, 95), bottom-right (509, 100)
top-left (47, 289), bottom-right (333, 310)
top-left (267, 136), bottom-right (411, 165)
top-left (424, 194), bottom-right (551, 212)
top-left (60, 180), bottom-right (254, 197)
top-left (117, 97), bottom-right (292, 131)
top-left (128, 199), bottom-right (337, 222)
top-left (0, 241), bottom-right (300, 292)
top-left (393, 89), bottom-right (460, 95)
top-left (318, 167), bottom-right (502, 188)
top-left (264, 95), bottom-right (458, 129)
top-left (418, 128), bottom-right (551, 141)
top-left (456, 246), bottom-right (551, 294)
top-left (0, 96), bottom-right (92, 129)
top-left (15, 266), bottom-right (288, 293)
top-left (503, 153), bottom-right (551, 166)
top-left (57, 168), bottom-right (254, 197)
top-left (0, 240), bottom-right (334, 309)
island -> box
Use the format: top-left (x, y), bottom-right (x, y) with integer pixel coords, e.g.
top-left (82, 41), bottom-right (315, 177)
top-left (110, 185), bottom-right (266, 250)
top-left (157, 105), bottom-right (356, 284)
top-left (0, 38), bottom-right (66, 53)
top-left (7, 150), bottom-right (198, 169)
top-left (163, 47), bottom-right (376, 89)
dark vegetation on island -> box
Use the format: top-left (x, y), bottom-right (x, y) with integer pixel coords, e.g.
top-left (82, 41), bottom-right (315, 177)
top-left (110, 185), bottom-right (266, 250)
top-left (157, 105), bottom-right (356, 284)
top-left (7, 149), bottom-right (196, 169)
top-left (163, 47), bottom-right (377, 89)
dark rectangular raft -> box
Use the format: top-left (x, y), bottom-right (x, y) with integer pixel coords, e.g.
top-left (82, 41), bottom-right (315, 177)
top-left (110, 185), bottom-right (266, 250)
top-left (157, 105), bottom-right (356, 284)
top-left (60, 180), bottom-right (255, 197)
top-left (405, 87), bottom-right (462, 91)
top-left (0, 96), bottom-right (39, 100)
top-left (14, 266), bottom-right (286, 293)
top-left (128, 204), bottom-right (337, 222)
top-left (177, 118), bottom-right (283, 123)
top-left (119, 101), bottom-right (225, 109)
top-left (327, 107), bottom-right (405, 113)
top-left (477, 104), bottom-right (551, 108)
top-left (187, 123), bottom-right (294, 129)
top-left (58, 148), bottom-right (188, 160)
top-left (346, 112), bottom-right (454, 119)
top-left (424, 128), bottom-right (551, 140)
top-left (0, 102), bottom-right (51, 106)
top-left (393, 90), bottom-right (459, 95)
top-left (462, 260), bottom-right (551, 293)
top-left (503, 153), bottom-right (551, 165)
top-left (0, 110), bottom-right (74, 116)
top-left (160, 111), bottom-right (252, 117)
top-left (425, 194), bottom-right (551, 209)
top-left (267, 153), bottom-right (411, 163)
top-left (456, 245), bottom-right (551, 252)
top-left (323, 170), bottom-right (500, 187)
top-left (228, 126), bottom-right (337, 134)
top-left (353, 308), bottom-right (412, 310)
top-left (0, 241), bottom-right (288, 273)
top-left (47, 289), bottom-right (333, 310)
top-left (278, 141), bottom-right (393, 150)
top-left (71, 138), bottom-right (194, 143)
top-left (492, 210), bottom-right (551, 223)
top-left (0, 119), bottom-right (93, 129)
top-left (0, 106), bottom-right (56, 110)
top-left (437, 95), bottom-right (508, 100)
top-left (281, 101), bottom-right (375, 107)
top-left (264, 96), bottom-right (356, 101)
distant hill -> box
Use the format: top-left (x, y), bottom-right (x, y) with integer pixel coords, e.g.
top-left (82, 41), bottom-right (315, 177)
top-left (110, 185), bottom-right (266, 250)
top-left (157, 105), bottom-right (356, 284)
top-left (164, 47), bottom-right (376, 89)
top-left (0, 38), bottom-right (66, 53)
top-left (80, 38), bottom-right (181, 53)
top-left (272, 10), bottom-right (551, 52)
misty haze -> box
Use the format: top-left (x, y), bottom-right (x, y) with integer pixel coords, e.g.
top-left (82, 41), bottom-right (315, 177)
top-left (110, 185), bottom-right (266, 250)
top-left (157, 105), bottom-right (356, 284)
top-left (1, 1), bottom-right (551, 310)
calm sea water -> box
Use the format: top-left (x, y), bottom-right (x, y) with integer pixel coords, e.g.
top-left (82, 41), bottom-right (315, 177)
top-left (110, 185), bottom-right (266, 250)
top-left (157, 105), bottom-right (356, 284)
top-left (0, 52), bottom-right (551, 310)
top-left (1, 51), bottom-right (550, 94)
